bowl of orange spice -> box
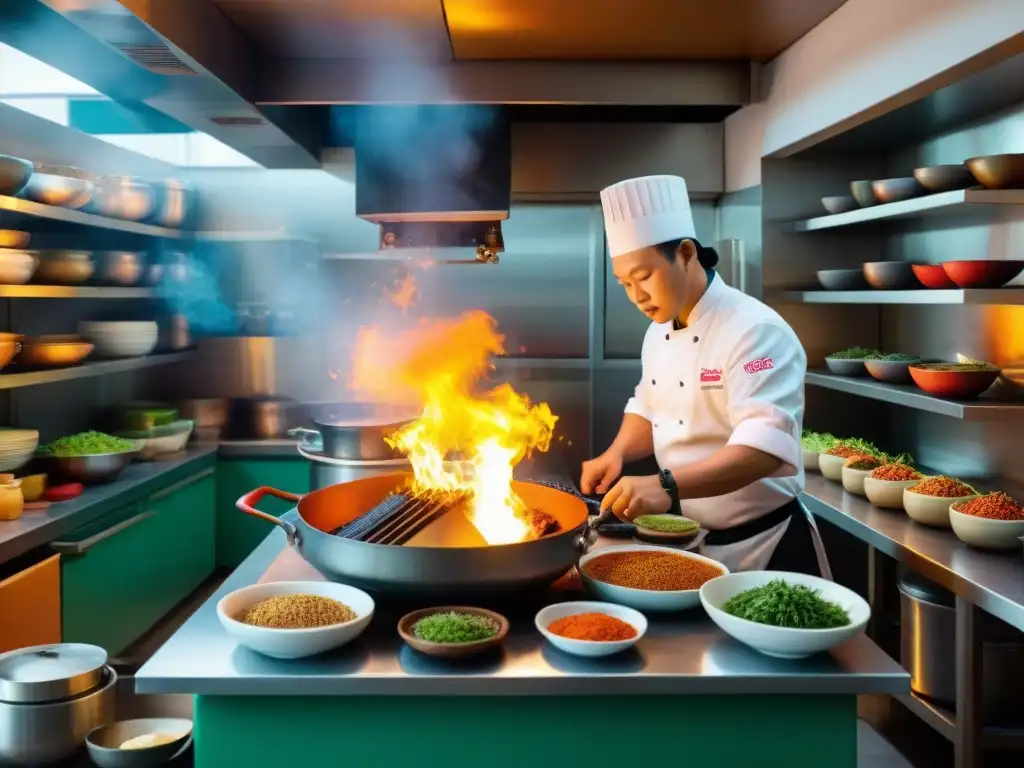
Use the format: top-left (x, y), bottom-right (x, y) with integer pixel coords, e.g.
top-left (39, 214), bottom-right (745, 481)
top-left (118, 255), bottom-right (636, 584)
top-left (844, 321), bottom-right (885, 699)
top-left (535, 601), bottom-right (647, 658)
top-left (863, 463), bottom-right (925, 509)
top-left (903, 476), bottom-right (978, 528)
top-left (950, 492), bottom-right (1024, 551)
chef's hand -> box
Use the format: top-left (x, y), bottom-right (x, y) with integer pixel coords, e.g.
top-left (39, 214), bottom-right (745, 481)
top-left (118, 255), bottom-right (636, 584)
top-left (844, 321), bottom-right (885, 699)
top-left (600, 475), bottom-right (672, 521)
top-left (580, 450), bottom-right (623, 495)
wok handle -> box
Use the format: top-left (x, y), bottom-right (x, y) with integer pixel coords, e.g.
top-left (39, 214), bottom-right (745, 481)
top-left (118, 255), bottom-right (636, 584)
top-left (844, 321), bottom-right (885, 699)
top-left (236, 486), bottom-right (302, 543)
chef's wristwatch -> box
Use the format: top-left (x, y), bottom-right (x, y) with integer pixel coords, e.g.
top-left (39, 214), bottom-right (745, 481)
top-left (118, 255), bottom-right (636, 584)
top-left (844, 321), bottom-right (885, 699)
top-left (659, 469), bottom-right (681, 512)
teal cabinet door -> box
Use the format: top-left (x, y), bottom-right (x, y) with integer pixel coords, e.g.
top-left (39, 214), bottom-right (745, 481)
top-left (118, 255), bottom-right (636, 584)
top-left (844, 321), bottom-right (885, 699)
top-left (216, 459), bottom-right (309, 568)
top-left (58, 469), bottom-right (216, 655)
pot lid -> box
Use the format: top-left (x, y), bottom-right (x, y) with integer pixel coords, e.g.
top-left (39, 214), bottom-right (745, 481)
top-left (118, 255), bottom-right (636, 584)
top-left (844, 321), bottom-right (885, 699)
top-left (0, 643), bottom-right (107, 702)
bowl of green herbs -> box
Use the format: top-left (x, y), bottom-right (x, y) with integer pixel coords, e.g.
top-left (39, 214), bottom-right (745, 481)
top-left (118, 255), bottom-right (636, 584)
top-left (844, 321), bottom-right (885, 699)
top-left (398, 606), bottom-right (509, 659)
top-left (801, 430), bottom-right (838, 472)
top-left (700, 572), bottom-right (870, 659)
top-left (37, 430), bottom-right (141, 485)
top-left (863, 353), bottom-right (923, 384)
top-left (824, 347), bottom-right (881, 377)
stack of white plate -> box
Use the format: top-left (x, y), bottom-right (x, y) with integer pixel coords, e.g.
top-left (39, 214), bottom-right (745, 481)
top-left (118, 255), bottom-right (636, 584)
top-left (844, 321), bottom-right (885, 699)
top-left (79, 321), bottom-right (158, 358)
top-left (0, 429), bottom-right (39, 472)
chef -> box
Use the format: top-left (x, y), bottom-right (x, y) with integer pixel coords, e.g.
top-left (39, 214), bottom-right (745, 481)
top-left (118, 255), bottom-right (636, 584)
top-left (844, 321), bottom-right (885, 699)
top-left (581, 174), bottom-right (828, 575)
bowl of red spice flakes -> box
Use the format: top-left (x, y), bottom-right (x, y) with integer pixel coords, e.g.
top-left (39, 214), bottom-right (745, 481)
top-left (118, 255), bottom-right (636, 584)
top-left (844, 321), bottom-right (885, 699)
top-left (863, 463), bottom-right (925, 509)
top-left (950, 492), bottom-right (1024, 550)
top-left (841, 454), bottom-right (884, 497)
top-left (903, 476), bottom-right (978, 528)
top-left (535, 601), bottom-right (647, 658)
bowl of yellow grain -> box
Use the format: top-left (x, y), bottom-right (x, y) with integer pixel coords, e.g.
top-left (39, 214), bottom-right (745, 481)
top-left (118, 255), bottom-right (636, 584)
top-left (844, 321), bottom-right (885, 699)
top-left (217, 580), bottom-right (374, 659)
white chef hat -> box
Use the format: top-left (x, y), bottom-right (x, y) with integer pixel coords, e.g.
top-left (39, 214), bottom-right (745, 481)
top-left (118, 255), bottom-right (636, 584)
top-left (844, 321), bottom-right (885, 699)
top-left (600, 175), bottom-right (695, 259)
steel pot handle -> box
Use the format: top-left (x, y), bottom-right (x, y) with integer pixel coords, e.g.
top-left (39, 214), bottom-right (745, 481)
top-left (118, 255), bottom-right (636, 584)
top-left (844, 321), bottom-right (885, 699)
top-left (288, 427), bottom-right (320, 442)
top-left (236, 486), bottom-right (303, 544)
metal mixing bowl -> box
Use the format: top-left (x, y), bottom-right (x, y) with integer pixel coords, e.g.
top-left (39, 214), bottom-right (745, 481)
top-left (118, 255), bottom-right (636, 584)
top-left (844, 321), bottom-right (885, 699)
top-left (22, 173), bottom-right (94, 209)
top-left (46, 450), bottom-right (138, 486)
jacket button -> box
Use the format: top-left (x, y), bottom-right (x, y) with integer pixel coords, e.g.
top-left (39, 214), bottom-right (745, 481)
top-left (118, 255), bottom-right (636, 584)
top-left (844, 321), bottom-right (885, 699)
top-left (693, 336), bottom-right (699, 343)
top-left (651, 379), bottom-right (656, 385)
top-left (679, 419), bottom-right (683, 425)
top-left (679, 381), bottom-right (684, 387)
top-left (665, 333), bottom-right (670, 340)
top-left (654, 423), bottom-right (659, 428)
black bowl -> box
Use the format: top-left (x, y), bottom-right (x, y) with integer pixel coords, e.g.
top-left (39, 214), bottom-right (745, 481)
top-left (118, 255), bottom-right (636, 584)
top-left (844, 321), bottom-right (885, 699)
top-left (817, 269), bottom-right (869, 291)
top-left (862, 262), bottom-right (922, 290)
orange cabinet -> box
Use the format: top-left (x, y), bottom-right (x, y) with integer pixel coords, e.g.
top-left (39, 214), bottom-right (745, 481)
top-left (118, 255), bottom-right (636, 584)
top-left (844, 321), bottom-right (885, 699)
top-left (0, 554), bottom-right (61, 652)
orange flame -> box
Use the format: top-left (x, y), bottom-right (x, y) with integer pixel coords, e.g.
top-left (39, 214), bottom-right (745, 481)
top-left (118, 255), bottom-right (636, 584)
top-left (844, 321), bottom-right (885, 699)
top-left (350, 311), bottom-right (557, 544)
top-left (384, 272), bottom-right (418, 312)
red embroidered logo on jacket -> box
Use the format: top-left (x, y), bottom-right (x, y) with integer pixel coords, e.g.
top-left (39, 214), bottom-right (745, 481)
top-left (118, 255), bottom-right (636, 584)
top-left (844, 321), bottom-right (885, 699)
top-left (743, 357), bottom-right (775, 374)
top-left (700, 368), bottom-right (722, 382)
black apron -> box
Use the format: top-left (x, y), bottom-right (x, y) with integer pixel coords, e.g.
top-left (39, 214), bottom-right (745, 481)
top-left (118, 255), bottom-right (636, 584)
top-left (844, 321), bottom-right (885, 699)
top-left (703, 497), bottom-right (822, 575)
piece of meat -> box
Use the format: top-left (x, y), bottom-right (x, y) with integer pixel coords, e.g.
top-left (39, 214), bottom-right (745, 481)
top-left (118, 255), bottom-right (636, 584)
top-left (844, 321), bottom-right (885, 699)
top-left (526, 508), bottom-right (559, 539)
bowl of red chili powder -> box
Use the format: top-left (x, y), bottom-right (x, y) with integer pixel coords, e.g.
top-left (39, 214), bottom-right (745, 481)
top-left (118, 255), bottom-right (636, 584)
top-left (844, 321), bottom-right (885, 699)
top-left (903, 477), bottom-right (978, 528)
top-left (535, 601), bottom-right (647, 657)
top-left (950, 492), bottom-right (1024, 550)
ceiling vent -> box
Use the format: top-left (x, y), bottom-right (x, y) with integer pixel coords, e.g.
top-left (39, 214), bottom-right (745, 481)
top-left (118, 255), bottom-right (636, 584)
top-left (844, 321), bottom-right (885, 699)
top-left (112, 43), bottom-right (196, 76)
top-left (210, 116), bottom-right (267, 127)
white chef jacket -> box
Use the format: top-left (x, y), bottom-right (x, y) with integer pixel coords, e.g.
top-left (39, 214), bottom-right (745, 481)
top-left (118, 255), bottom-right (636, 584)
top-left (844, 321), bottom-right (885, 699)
top-left (624, 273), bottom-right (807, 572)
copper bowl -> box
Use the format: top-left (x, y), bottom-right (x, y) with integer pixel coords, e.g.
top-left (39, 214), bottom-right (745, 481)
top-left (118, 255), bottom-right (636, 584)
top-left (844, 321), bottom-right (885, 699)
top-left (34, 251), bottom-right (95, 285)
top-left (0, 333), bottom-right (22, 371)
top-left (17, 336), bottom-right (94, 367)
top-left (965, 154), bottom-right (1024, 190)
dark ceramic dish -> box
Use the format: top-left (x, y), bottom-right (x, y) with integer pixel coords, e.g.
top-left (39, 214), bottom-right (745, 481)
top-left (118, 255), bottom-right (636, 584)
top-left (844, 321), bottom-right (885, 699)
top-left (871, 177), bottom-right (926, 204)
top-left (850, 180), bottom-right (878, 207)
top-left (913, 165), bottom-right (977, 193)
top-left (817, 269), bottom-right (869, 291)
top-left (964, 154), bottom-right (1024, 190)
top-left (863, 261), bottom-right (922, 290)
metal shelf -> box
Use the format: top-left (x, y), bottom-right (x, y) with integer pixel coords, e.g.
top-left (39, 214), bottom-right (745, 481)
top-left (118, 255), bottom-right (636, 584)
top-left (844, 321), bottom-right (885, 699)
top-left (804, 371), bottom-right (1024, 419)
top-left (0, 285), bottom-right (155, 299)
top-left (0, 351), bottom-right (195, 390)
top-left (894, 694), bottom-right (1024, 749)
top-left (792, 189), bottom-right (1024, 232)
top-left (784, 288), bottom-right (1024, 305)
top-left (0, 194), bottom-right (187, 239)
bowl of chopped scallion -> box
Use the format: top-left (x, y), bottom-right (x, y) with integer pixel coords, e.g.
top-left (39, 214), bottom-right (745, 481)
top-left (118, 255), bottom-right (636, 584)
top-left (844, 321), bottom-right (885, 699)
top-left (398, 606), bottom-right (509, 659)
top-left (700, 572), bottom-right (870, 659)
top-left (800, 431), bottom-right (837, 472)
top-left (37, 431), bottom-right (142, 485)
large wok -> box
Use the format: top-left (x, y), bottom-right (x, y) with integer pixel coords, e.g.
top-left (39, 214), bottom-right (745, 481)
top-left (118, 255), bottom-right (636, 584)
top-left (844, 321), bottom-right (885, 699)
top-left (237, 473), bottom-right (592, 595)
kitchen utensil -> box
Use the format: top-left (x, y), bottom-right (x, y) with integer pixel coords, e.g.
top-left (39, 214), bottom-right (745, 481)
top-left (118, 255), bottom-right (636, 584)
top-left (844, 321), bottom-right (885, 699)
top-left (913, 164), bottom-right (978, 193)
top-left (0, 230), bottom-right (29, 249)
top-left (849, 180), bottom-right (878, 207)
top-left (18, 474), bottom-right (47, 503)
top-left (816, 269), bottom-right (868, 291)
top-left (227, 396), bottom-right (299, 439)
top-left (291, 402), bottom-right (418, 460)
top-left (216, 581), bottom-right (374, 659)
top-left (22, 173), bottom-right (94, 209)
top-left (700, 571), bottom-right (870, 659)
top-left (79, 321), bottom-right (158, 358)
top-left (398, 606), bottom-right (509, 658)
top-left (86, 718), bottom-right (193, 768)
top-left (34, 251), bottom-right (94, 285)
top-left (0, 155), bottom-right (32, 197)
top-left (0, 644), bottom-right (107, 704)
top-left (237, 474), bottom-right (593, 595)
top-left (97, 252), bottom-right (146, 286)
top-left (578, 544), bottom-right (728, 611)
top-left (841, 465), bottom-right (872, 496)
top-left (155, 180), bottom-right (193, 229)
top-left (93, 176), bottom-right (154, 221)
top-left (965, 153), bottom-right (1024, 189)
top-left (899, 570), bottom-right (1024, 725)
top-left (820, 195), bottom-right (858, 214)
top-left (902, 488), bottom-right (975, 528)
top-left (535, 601), bottom-right (646, 658)
top-left (0, 666), bottom-right (117, 766)
top-left (911, 264), bottom-right (956, 289)
top-left (17, 336), bottom-right (93, 367)
top-left (178, 399), bottom-right (227, 432)
top-left (862, 261), bottom-right (921, 290)
top-left (818, 453), bottom-right (845, 480)
top-left (118, 404), bottom-right (178, 432)
top-left (941, 260), bottom-right (1024, 289)
top-left (45, 450), bottom-right (138, 486)
top-left (908, 364), bottom-right (999, 399)
top-left (0, 332), bottom-right (23, 372)
top-left (863, 477), bottom-right (919, 509)
top-left (863, 358), bottom-right (921, 384)
top-left (871, 177), bottom-right (926, 204)
top-left (950, 504), bottom-right (1024, 551)
top-left (117, 420), bottom-right (194, 460)
top-left (824, 357), bottom-right (867, 377)
top-left (0, 249), bottom-right (38, 285)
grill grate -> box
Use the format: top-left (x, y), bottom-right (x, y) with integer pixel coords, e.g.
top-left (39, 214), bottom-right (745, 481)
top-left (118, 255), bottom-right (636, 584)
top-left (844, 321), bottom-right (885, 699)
top-left (333, 490), bottom-right (471, 546)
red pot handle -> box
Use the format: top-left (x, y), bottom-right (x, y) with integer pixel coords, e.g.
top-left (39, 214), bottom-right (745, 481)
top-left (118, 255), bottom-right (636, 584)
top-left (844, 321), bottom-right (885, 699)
top-left (236, 486), bottom-right (303, 527)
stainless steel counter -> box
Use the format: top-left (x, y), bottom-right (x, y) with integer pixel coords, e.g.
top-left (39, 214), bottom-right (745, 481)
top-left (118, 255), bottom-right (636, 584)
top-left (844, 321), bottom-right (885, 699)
top-left (136, 518), bottom-right (908, 698)
top-left (802, 473), bottom-right (1024, 633)
top-left (0, 445), bottom-right (219, 564)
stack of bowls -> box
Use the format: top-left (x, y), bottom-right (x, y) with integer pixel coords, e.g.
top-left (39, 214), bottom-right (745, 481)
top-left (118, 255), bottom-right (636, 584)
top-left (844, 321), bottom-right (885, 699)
top-left (79, 322), bottom-right (158, 358)
top-left (0, 429), bottom-right (39, 472)
top-left (0, 231), bottom-right (36, 286)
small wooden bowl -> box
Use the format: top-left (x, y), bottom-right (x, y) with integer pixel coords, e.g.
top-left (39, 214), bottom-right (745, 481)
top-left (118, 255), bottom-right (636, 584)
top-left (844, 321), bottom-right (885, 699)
top-left (398, 606), bottom-right (509, 659)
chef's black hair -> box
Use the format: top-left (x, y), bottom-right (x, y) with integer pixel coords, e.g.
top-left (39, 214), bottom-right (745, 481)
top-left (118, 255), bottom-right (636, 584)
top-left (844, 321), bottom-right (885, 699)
top-left (655, 238), bottom-right (719, 269)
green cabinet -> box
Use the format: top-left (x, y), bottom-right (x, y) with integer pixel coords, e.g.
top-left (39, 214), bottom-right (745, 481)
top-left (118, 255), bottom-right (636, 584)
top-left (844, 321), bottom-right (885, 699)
top-left (216, 459), bottom-right (308, 568)
top-left (58, 469), bottom-right (216, 655)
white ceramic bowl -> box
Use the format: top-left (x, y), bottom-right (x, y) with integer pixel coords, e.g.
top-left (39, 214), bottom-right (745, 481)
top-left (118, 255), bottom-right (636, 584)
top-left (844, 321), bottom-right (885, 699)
top-left (818, 453), bottom-right (846, 481)
top-left (578, 544), bottom-right (728, 612)
top-left (841, 465), bottom-right (873, 496)
top-left (217, 580), bottom-right (374, 659)
top-left (0, 249), bottom-right (37, 285)
top-left (700, 571), bottom-right (870, 659)
top-left (802, 450), bottom-right (819, 472)
top-left (863, 476), bottom-right (921, 509)
top-left (903, 489), bottom-right (976, 528)
top-left (949, 505), bottom-right (1024, 551)
top-left (535, 601), bottom-right (647, 658)
top-left (80, 321), bottom-right (158, 358)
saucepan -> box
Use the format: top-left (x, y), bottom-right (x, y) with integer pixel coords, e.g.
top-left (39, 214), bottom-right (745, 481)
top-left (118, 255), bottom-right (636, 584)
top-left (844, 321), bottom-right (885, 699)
top-left (289, 401), bottom-right (418, 461)
top-left (236, 473), bottom-right (594, 595)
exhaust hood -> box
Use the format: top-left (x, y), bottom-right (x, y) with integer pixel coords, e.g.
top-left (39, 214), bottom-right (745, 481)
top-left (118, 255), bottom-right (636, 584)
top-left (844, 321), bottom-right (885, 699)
top-left (354, 106), bottom-right (510, 253)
